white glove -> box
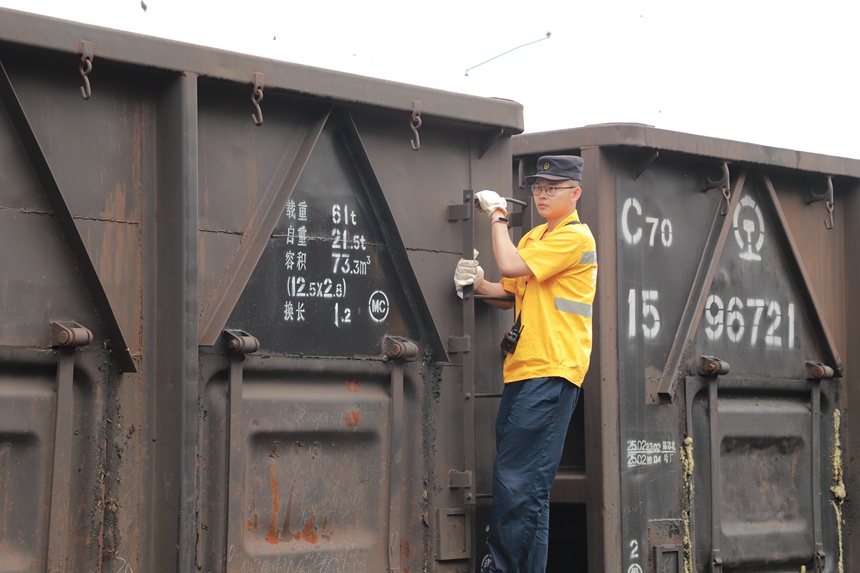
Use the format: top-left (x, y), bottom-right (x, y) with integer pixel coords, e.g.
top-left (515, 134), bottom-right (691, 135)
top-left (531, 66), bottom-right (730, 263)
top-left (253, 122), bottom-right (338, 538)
top-left (474, 190), bottom-right (507, 219)
top-left (453, 250), bottom-right (484, 292)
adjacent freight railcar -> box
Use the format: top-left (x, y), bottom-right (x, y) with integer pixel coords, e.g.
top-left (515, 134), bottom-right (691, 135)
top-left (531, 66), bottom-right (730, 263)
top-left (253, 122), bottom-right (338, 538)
top-left (0, 9), bottom-right (523, 573)
top-left (511, 124), bottom-right (860, 573)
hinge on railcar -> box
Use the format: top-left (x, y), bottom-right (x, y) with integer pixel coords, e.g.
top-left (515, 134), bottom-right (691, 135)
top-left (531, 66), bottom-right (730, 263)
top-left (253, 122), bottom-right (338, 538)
top-left (711, 553), bottom-right (723, 573)
top-left (804, 361), bottom-right (835, 380)
top-left (224, 329), bottom-right (260, 354)
top-left (79, 41), bottom-right (94, 100)
top-left (51, 320), bottom-right (94, 347)
top-left (448, 470), bottom-right (473, 502)
top-left (382, 336), bottom-right (419, 362)
top-left (251, 72), bottom-right (264, 126)
top-left (447, 335), bottom-right (471, 354)
top-left (691, 355), bottom-right (730, 377)
top-left (814, 549), bottom-right (826, 572)
top-left (410, 100), bottom-right (422, 151)
top-left (805, 175), bottom-right (834, 230)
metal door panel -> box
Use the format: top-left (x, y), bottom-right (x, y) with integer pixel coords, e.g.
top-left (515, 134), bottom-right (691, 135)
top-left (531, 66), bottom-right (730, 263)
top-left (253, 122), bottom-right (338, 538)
top-left (688, 380), bottom-right (816, 568)
top-left (201, 367), bottom-right (390, 572)
top-left (0, 376), bottom-right (53, 572)
top-left (685, 172), bottom-right (838, 572)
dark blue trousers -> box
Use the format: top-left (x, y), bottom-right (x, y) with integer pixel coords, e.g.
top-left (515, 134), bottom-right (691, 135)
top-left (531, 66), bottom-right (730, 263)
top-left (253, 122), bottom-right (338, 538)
top-left (486, 377), bottom-right (580, 573)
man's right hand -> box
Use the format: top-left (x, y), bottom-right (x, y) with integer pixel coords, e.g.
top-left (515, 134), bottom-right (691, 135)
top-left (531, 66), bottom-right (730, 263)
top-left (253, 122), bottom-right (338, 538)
top-left (474, 190), bottom-right (507, 218)
top-left (453, 258), bottom-right (484, 292)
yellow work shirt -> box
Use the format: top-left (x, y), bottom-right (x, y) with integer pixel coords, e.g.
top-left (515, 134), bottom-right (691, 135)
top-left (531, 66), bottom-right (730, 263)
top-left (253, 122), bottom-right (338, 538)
top-left (500, 211), bottom-right (597, 386)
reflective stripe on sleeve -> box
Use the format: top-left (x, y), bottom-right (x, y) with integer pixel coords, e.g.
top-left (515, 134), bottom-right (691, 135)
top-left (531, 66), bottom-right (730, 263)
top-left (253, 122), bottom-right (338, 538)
top-left (579, 250), bottom-right (597, 264)
top-left (555, 297), bottom-right (593, 317)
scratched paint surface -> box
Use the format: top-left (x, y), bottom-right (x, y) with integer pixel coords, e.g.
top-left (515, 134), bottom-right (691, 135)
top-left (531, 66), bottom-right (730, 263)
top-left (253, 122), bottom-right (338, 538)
top-left (201, 371), bottom-right (390, 572)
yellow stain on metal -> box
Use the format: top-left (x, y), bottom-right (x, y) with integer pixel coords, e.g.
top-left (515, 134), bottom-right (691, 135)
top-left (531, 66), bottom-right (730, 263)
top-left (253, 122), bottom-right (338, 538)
top-left (680, 436), bottom-right (695, 573)
top-left (831, 409), bottom-right (845, 573)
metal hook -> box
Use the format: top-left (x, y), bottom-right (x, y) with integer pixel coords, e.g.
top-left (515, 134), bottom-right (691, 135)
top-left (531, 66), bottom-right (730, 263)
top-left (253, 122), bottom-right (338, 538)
top-left (719, 186), bottom-right (731, 216)
top-left (251, 86), bottom-right (263, 126)
top-left (702, 161), bottom-right (731, 216)
top-left (824, 176), bottom-right (834, 230)
top-left (410, 115), bottom-right (422, 150)
top-left (78, 41), bottom-right (93, 100)
top-left (79, 57), bottom-right (92, 100)
top-left (410, 99), bottom-right (422, 151)
top-left (251, 72), bottom-right (265, 126)
top-left (805, 175), bottom-right (834, 230)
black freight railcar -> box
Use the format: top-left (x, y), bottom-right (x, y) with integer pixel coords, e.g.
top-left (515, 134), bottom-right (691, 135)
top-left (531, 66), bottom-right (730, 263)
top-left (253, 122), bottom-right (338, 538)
top-left (510, 124), bottom-right (860, 573)
top-left (0, 8), bottom-right (522, 572)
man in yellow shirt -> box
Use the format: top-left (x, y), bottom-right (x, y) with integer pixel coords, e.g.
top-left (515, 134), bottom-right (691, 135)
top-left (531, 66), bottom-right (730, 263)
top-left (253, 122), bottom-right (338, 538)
top-left (454, 155), bottom-right (597, 572)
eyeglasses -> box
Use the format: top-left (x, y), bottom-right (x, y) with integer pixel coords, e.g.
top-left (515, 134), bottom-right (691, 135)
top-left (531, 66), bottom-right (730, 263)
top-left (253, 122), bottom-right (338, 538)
top-left (531, 184), bottom-right (577, 197)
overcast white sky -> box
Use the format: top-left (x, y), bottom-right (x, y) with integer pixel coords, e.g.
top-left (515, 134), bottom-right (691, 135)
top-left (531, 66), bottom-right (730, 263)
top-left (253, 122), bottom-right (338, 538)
top-left (1, 0), bottom-right (857, 159)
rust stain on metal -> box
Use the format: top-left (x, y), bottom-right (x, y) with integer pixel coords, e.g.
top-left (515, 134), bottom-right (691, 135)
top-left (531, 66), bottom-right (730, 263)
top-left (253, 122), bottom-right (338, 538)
top-left (249, 497), bottom-right (258, 530)
top-left (282, 487), bottom-right (295, 539)
top-left (344, 410), bottom-right (360, 428)
top-left (346, 379), bottom-right (360, 393)
top-left (266, 464), bottom-right (279, 544)
top-left (402, 538), bottom-right (411, 572)
top-left (297, 515), bottom-right (319, 544)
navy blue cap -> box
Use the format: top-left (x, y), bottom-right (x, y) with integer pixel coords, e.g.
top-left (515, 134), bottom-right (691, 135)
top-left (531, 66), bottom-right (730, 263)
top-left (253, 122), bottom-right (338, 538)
top-left (524, 155), bottom-right (583, 182)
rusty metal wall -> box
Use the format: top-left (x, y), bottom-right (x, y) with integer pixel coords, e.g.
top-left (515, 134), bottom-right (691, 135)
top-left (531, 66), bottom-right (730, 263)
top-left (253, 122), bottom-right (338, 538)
top-left (512, 124), bottom-right (860, 573)
top-left (0, 8), bottom-right (523, 573)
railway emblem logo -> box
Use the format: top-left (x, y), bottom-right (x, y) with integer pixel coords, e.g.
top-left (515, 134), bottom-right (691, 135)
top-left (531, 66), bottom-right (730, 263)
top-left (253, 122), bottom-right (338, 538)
top-left (732, 194), bottom-right (765, 261)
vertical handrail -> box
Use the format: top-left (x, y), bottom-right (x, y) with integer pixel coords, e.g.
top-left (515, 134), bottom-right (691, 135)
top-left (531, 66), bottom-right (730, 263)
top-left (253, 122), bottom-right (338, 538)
top-left (461, 190), bottom-right (477, 506)
top-left (388, 361), bottom-right (405, 572)
top-left (383, 337), bottom-right (418, 573)
top-left (225, 355), bottom-right (245, 571)
top-left (223, 330), bottom-right (259, 572)
top-left (47, 350), bottom-right (75, 573)
top-left (708, 377), bottom-right (723, 573)
top-left (810, 378), bottom-right (826, 571)
top-left (47, 321), bottom-right (93, 573)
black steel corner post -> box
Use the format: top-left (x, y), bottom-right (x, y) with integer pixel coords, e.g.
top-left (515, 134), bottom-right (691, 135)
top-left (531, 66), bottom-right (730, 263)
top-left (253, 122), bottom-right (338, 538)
top-left (582, 144), bottom-right (622, 573)
top-left (151, 71), bottom-right (199, 573)
top-left (447, 190), bottom-right (477, 509)
top-left (47, 321), bottom-right (93, 573)
top-left (223, 330), bottom-right (260, 572)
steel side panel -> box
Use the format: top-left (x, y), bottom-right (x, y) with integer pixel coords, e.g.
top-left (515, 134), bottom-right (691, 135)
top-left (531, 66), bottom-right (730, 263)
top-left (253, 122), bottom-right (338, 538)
top-left (512, 127), bottom-right (856, 573)
top-left (0, 12), bottom-right (521, 572)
